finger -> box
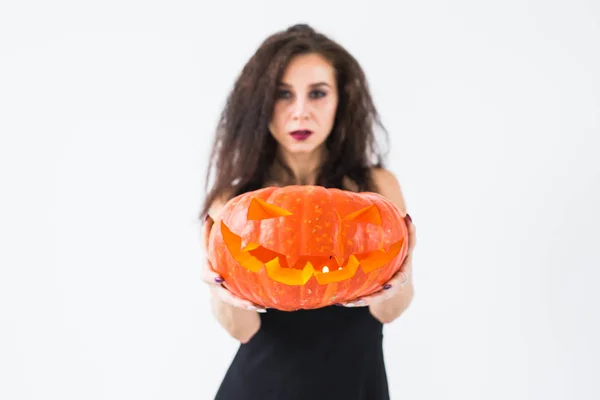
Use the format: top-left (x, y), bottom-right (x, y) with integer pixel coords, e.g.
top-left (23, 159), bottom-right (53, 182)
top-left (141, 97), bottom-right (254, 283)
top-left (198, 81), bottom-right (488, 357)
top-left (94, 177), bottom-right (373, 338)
top-left (200, 215), bottom-right (224, 285)
top-left (408, 223), bottom-right (417, 252)
top-left (400, 225), bottom-right (415, 269)
top-left (355, 289), bottom-right (395, 305)
top-left (339, 263), bottom-right (412, 308)
top-left (210, 285), bottom-right (266, 312)
top-left (384, 270), bottom-right (411, 292)
top-left (347, 270), bottom-right (411, 307)
top-left (342, 285), bottom-right (397, 307)
top-left (404, 214), bottom-right (416, 250)
top-left (201, 213), bottom-right (214, 253)
top-left (399, 254), bottom-right (413, 273)
top-left (339, 298), bottom-right (369, 307)
top-left (202, 260), bottom-right (225, 285)
top-left (383, 267), bottom-right (410, 290)
top-left (341, 256), bottom-right (414, 308)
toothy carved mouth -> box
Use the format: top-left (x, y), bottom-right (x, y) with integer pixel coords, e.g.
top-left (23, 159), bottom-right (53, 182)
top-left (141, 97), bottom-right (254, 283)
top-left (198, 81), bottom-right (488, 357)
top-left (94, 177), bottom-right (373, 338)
top-left (220, 222), bottom-right (404, 286)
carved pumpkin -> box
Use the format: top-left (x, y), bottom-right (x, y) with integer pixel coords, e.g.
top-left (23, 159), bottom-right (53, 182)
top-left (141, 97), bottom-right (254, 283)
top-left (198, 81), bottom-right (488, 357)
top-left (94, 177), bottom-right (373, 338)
top-left (207, 185), bottom-right (409, 311)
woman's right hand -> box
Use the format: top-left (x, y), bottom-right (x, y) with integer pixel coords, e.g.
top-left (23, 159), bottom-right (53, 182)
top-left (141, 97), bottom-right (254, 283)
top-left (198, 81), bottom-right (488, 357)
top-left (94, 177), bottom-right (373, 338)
top-left (202, 206), bottom-right (266, 313)
top-left (202, 258), bottom-right (267, 313)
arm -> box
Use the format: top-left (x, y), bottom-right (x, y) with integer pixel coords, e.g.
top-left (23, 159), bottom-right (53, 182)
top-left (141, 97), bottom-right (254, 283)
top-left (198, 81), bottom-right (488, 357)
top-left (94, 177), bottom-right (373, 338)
top-left (209, 295), bottom-right (261, 344)
top-left (202, 199), bottom-right (262, 343)
top-left (368, 260), bottom-right (414, 324)
top-left (367, 168), bottom-right (417, 324)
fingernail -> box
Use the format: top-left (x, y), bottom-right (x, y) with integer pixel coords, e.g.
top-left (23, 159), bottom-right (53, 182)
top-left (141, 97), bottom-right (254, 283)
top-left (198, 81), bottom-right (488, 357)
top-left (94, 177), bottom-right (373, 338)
top-left (383, 284), bottom-right (392, 290)
top-left (214, 277), bottom-right (224, 283)
top-left (344, 302), bottom-right (355, 307)
top-left (355, 299), bottom-right (366, 306)
top-left (247, 305), bottom-right (267, 313)
top-left (405, 214), bottom-right (412, 224)
top-left (204, 214), bottom-right (210, 222)
top-left (333, 303), bottom-right (343, 306)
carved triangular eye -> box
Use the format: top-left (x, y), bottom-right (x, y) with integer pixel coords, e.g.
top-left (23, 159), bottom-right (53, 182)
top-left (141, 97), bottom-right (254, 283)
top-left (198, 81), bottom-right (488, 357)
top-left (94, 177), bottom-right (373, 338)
top-left (247, 197), bottom-right (293, 220)
top-left (342, 205), bottom-right (382, 225)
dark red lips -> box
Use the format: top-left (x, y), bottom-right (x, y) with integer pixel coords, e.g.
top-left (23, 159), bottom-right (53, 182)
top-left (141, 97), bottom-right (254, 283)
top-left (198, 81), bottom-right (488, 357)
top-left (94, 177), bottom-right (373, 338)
top-left (289, 130), bottom-right (313, 141)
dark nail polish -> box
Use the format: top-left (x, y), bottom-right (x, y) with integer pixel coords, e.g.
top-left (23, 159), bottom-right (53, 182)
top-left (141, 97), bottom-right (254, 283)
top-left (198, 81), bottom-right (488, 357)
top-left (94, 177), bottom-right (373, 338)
top-left (214, 277), bottom-right (224, 283)
top-left (383, 284), bottom-right (392, 290)
top-left (405, 214), bottom-right (412, 224)
top-left (204, 213), bottom-right (210, 222)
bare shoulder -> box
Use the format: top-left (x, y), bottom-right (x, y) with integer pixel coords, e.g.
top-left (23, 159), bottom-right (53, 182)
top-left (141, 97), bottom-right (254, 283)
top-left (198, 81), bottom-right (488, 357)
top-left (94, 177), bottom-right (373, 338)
top-left (370, 167), bottom-right (408, 215)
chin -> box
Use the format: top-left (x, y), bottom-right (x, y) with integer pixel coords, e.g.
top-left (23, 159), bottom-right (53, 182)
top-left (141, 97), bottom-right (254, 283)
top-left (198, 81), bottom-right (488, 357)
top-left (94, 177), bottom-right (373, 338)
top-left (282, 142), bottom-right (321, 155)
top-left (285, 135), bottom-right (328, 152)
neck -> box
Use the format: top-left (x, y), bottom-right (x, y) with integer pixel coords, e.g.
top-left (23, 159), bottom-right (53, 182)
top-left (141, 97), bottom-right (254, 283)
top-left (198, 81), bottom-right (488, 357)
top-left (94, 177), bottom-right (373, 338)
top-left (272, 146), bottom-right (327, 185)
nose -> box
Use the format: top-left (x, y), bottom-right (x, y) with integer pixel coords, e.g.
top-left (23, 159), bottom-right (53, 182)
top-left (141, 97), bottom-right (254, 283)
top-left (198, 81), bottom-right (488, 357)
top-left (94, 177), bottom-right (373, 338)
top-left (291, 97), bottom-right (309, 120)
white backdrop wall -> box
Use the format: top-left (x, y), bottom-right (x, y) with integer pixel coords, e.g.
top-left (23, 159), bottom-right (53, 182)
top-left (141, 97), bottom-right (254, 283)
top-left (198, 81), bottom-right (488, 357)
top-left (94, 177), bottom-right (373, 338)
top-left (1, 1), bottom-right (599, 399)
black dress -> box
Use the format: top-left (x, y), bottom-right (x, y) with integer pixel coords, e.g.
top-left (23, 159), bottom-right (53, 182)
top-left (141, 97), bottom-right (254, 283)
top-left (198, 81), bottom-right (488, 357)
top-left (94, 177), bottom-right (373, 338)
top-left (213, 305), bottom-right (390, 400)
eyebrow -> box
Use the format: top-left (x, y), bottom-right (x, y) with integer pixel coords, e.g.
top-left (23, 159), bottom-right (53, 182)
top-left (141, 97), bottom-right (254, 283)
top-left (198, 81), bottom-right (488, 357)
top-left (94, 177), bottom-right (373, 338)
top-left (278, 81), bottom-right (331, 88)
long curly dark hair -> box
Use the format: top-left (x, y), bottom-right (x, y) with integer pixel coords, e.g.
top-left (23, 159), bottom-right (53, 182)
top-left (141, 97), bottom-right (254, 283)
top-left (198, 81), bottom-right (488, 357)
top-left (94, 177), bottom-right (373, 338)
top-left (199, 24), bottom-right (390, 218)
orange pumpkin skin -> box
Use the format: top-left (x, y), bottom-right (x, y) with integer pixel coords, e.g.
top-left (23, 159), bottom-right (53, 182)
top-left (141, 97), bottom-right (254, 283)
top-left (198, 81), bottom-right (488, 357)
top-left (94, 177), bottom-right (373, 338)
top-left (207, 185), bottom-right (409, 311)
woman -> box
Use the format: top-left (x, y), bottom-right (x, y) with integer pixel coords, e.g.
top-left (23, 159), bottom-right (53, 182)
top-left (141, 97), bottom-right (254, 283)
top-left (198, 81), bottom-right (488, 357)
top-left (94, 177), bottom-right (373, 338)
top-left (200, 24), bottom-right (416, 400)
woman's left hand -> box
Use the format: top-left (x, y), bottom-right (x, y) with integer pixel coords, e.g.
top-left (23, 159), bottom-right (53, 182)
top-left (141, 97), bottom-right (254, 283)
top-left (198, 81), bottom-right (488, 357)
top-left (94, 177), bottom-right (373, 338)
top-left (338, 214), bottom-right (416, 308)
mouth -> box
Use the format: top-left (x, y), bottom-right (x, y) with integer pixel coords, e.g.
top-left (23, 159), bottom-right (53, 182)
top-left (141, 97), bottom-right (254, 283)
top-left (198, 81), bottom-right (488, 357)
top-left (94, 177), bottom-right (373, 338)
top-left (289, 130), bottom-right (313, 141)
top-left (220, 221), bottom-right (404, 286)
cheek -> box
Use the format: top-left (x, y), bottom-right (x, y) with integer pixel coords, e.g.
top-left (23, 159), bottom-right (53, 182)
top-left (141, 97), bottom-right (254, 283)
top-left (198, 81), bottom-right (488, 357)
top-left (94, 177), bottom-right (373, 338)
top-left (269, 106), bottom-right (287, 135)
top-left (318, 101), bottom-right (337, 125)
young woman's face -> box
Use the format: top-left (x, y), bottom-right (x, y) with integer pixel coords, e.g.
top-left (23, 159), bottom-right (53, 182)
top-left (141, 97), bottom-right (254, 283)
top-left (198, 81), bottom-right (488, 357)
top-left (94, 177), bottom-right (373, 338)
top-left (268, 53), bottom-right (339, 155)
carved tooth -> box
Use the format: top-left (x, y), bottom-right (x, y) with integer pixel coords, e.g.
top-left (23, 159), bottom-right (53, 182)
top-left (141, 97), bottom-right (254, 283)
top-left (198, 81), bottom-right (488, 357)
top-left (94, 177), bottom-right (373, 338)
top-left (265, 258), bottom-right (314, 285)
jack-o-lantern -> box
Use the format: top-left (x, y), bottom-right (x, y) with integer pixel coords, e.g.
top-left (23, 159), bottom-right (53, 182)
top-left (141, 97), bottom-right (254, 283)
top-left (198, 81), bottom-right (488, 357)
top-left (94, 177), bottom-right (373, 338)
top-left (207, 185), bottom-right (409, 311)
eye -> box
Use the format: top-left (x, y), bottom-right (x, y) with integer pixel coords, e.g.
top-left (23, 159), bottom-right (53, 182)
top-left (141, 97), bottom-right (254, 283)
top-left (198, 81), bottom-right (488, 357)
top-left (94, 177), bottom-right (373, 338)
top-left (276, 89), bottom-right (292, 99)
top-left (309, 90), bottom-right (326, 99)
top-left (247, 197), bottom-right (293, 220)
top-left (342, 205), bottom-right (382, 225)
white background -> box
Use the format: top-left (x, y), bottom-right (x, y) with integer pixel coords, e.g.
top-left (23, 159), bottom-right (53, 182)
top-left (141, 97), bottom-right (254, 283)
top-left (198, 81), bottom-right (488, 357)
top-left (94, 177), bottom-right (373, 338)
top-left (1, 0), bottom-right (599, 399)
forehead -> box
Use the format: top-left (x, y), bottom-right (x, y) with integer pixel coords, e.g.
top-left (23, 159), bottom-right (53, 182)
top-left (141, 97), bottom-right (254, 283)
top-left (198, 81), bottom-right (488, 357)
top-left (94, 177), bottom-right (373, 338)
top-left (280, 53), bottom-right (336, 86)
